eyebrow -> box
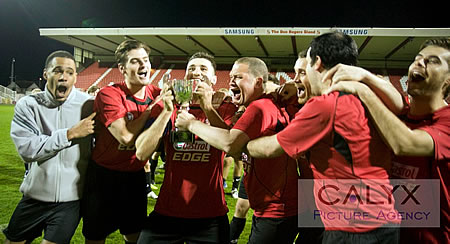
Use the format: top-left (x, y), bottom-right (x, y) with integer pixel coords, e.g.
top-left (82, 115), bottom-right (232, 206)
top-left (189, 64), bottom-right (208, 68)
top-left (52, 66), bottom-right (74, 71)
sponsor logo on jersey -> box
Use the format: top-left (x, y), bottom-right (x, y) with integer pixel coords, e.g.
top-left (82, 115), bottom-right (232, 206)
top-left (173, 141), bottom-right (210, 152)
top-left (172, 141), bottom-right (211, 162)
top-left (172, 152), bottom-right (211, 162)
top-left (391, 161), bottom-right (419, 179)
top-left (118, 144), bottom-right (136, 151)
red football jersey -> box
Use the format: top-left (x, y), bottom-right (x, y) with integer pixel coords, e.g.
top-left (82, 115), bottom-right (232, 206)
top-left (277, 91), bottom-right (398, 232)
top-left (154, 103), bottom-right (236, 218)
top-left (92, 82), bottom-right (161, 172)
top-left (392, 105), bottom-right (450, 244)
top-left (233, 96), bottom-right (301, 218)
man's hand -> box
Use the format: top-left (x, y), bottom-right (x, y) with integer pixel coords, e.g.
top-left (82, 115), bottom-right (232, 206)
top-left (271, 81), bottom-right (297, 107)
top-left (323, 64), bottom-right (370, 86)
top-left (211, 90), bottom-right (226, 109)
top-left (193, 81), bottom-right (214, 109)
top-left (67, 112), bottom-right (96, 140)
top-left (326, 81), bottom-right (370, 96)
top-left (161, 89), bottom-right (175, 112)
top-left (175, 110), bottom-right (196, 131)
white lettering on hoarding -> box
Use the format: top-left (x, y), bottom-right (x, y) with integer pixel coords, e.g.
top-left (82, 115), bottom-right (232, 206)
top-left (224, 29), bottom-right (255, 35)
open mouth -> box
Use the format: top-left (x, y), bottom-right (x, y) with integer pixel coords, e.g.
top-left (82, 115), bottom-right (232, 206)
top-left (138, 70), bottom-right (148, 79)
top-left (230, 86), bottom-right (241, 103)
top-left (296, 83), bottom-right (306, 98)
top-left (409, 70), bottom-right (426, 83)
top-left (55, 85), bottom-right (68, 98)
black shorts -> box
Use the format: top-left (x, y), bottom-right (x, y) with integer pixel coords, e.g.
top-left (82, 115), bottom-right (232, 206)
top-left (81, 161), bottom-right (147, 240)
top-left (3, 196), bottom-right (80, 243)
top-left (238, 176), bottom-right (248, 199)
top-left (248, 215), bottom-right (299, 244)
top-left (322, 225), bottom-right (399, 244)
top-left (137, 211), bottom-right (230, 244)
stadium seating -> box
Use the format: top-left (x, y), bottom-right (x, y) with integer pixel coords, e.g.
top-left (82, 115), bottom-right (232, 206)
top-left (75, 62), bottom-right (407, 97)
top-left (76, 62), bottom-right (109, 90)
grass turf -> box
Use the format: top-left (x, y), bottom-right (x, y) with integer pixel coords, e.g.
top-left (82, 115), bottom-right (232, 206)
top-left (0, 104), bottom-right (253, 243)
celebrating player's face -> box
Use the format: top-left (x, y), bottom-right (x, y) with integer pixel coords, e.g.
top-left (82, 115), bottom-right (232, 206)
top-left (120, 48), bottom-right (151, 86)
top-left (229, 62), bottom-right (260, 106)
top-left (293, 57), bottom-right (309, 104)
top-left (407, 45), bottom-right (450, 98)
top-left (44, 57), bottom-right (77, 102)
top-left (185, 58), bottom-right (216, 86)
top-left (304, 48), bottom-right (323, 99)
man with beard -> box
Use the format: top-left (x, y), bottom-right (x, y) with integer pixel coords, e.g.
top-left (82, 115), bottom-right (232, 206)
top-left (81, 40), bottom-right (164, 243)
top-left (246, 32), bottom-right (402, 243)
top-left (3, 50), bottom-right (95, 244)
top-left (135, 52), bottom-right (236, 244)
top-left (176, 57), bottom-right (302, 243)
top-left (326, 38), bottom-right (450, 244)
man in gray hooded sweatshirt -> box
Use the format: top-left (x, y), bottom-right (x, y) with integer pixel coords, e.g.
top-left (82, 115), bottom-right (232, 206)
top-left (3, 50), bottom-right (96, 244)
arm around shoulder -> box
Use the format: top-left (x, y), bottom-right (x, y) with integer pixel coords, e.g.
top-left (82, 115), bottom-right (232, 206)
top-left (246, 134), bottom-right (285, 158)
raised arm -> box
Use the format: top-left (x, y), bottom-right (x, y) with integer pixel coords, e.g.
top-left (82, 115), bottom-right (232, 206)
top-left (324, 64), bottom-right (405, 115)
top-left (246, 134), bottom-right (285, 158)
top-left (194, 82), bottom-right (230, 129)
top-left (329, 81), bottom-right (434, 156)
top-left (135, 90), bottom-right (174, 161)
top-left (108, 96), bottom-right (162, 147)
top-left (176, 111), bottom-right (249, 158)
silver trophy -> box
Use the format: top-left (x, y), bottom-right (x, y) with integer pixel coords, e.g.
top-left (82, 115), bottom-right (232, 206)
top-left (171, 79), bottom-right (197, 143)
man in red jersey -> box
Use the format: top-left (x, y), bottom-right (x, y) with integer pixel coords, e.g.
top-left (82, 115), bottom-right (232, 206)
top-left (326, 38), bottom-right (450, 244)
top-left (246, 32), bottom-right (403, 244)
top-left (176, 57), bottom-right (302, 244)
top-left (135, 52), bottom-right (236, 244)
top-left (81, 39), bottom-right (167, 243)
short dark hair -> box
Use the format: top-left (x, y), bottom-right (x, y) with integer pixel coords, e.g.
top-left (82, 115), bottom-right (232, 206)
top-left (267, 74), bottom-right (280, 85)
top-left (188, 52), bottom-right (217, 73)
top-left (115, 39), bottom-right (151, 66)
top-left (420, 38), bottom-right (450, 52)
top-left (45, 50), bottom-right (75, 69)
top-left (309, 31), bottom-right (358, 70)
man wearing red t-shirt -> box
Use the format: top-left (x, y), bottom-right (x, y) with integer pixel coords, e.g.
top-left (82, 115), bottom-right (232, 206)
top-left (246, 32), bottom-right (402, 244)
top-left (327, 38), bottom-right (450, 244)
top-left (176, 57), bottom-right (302, 243)
top-left (82, 40), bottom-right (169, 243)
top-left (135, 52), bottom-right (236, 244)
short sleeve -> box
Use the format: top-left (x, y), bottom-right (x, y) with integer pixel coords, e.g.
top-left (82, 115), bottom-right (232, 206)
top-left (94, 87), bottom-right (126, 128)
top-left (277, 95), bottom-right (335, 159)
top-left (420, 111), bottom-right (450, 162)
top-left (233, 103), bottom-right (264, 140)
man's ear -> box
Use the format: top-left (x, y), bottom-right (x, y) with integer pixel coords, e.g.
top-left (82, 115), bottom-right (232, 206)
top-left (313, 55), bottom-right (323, 72)
top-left (211, 75), bottom-right (217, 85)
top-left (118, 63), bottom-right (125, 75)
top-left (43, 69), bottom-right (48, 80)
top-left (443, 76), bottom-right (450, 99)
top-left (255, 77), bottom-right (263, 89)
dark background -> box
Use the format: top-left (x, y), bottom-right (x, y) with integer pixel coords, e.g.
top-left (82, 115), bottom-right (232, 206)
top-left (0, 0), bottom-right (446, 87)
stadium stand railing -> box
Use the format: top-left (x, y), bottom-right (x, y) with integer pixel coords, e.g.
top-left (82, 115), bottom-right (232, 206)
top-left (0, 85), bottom-right (18, 104)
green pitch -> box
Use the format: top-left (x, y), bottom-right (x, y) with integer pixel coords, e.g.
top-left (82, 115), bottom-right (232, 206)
top-left (0, 104), bottom-right (252, 243)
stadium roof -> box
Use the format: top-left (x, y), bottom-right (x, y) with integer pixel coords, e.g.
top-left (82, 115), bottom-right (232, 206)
top-left (40, 27), bottom-right (450, 69)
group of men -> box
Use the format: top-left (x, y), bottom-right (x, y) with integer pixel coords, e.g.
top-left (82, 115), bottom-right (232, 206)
top-left (3, 31), bottom-right (449, 244)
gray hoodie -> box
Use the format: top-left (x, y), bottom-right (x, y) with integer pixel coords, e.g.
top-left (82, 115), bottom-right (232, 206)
top-left (10, 86), bottom-right (93, 202)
